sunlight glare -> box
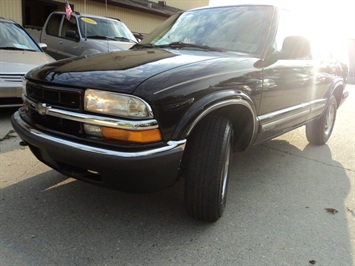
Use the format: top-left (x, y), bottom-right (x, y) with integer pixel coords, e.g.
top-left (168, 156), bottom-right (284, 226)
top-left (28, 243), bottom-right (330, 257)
top-left (209, 0), bottom-right (355, 38)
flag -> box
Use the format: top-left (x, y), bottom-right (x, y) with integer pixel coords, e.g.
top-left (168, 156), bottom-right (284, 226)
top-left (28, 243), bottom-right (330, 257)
top-left (65, 0), bottom-right (72, 20)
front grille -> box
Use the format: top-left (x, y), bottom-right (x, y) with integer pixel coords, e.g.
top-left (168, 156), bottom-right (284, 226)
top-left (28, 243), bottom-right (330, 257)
top-left (26, 81), bottom-right (84, 136)
top-left (27, 108), bottom-right (82, 136)
top-left (27, 82), bottom-right (82, 110)
top-left (23, 81), bottom-right (159, 150)
top-left (0, 74), bottom-right (24, 83)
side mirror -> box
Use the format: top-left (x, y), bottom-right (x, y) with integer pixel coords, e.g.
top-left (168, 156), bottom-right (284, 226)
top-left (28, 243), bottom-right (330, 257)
top-left (65, 30), bottom-right (80, 41)
top-left (256, 35), bottom-right (312, 68)
top-left (280, 35), bottom-right (311, 59)
top-left (38, 43), bottom-right (48, 51)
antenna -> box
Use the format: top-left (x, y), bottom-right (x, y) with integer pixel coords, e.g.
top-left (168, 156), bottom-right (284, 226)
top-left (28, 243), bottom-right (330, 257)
top-left (105, 0), bottom-right (109, 52)
top-left (84, 0), bottom-right (87, 40)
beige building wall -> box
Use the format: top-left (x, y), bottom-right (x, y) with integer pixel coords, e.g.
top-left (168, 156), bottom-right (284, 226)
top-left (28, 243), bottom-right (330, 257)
top-left (150, 0), bottom-right (209, 10)
top-left (0, 0), bottom-right (22, 24)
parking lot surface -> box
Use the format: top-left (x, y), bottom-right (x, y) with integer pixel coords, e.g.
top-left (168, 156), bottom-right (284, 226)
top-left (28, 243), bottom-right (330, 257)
top-left (1, 85), bottom-right (354, 265)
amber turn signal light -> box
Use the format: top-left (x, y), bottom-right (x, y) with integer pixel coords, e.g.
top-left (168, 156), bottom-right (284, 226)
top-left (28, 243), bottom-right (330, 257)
top-left (102, 127), bottom-right (162, 143)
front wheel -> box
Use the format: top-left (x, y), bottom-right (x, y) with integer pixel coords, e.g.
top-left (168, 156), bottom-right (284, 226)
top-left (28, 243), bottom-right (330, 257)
top-left (182, 116), bottom-right (233, 222)
top-left (306, 96), bottom-right (337, 145)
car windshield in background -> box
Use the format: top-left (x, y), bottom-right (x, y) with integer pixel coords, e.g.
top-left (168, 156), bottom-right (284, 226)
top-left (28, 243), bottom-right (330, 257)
top-left (0, 21), bottom-right (41, 51)
top-left (78, 16), bottom-right (136, 42)
top-left (141, 6), bottom-right (273, 54)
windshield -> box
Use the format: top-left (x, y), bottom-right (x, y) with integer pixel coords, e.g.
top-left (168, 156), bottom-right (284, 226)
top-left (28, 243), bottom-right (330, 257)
top-left (141, 6), bottom-right (273, 54)
top-left (78, 16), bottom-right (136, 42)
top-left (0, 21), bottom-right (41, 51)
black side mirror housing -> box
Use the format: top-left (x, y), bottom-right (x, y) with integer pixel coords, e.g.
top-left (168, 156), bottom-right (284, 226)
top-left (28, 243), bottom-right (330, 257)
top-left (280, 35), bottom-right (311, 59)
top-left (65, 30), bottom-right (80, 41)
top-left (256, 35), bottom-right (312, 68)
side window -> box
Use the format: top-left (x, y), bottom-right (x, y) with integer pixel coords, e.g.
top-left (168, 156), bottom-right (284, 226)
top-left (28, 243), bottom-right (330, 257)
top-left (312, 34), bottom-right (348, 64)
top-left (46, 14), bottom-right (62, 36)
top-left (275, 9), bottom-right (311, 59)
top-left (61, 16), bottom-right (78, 39)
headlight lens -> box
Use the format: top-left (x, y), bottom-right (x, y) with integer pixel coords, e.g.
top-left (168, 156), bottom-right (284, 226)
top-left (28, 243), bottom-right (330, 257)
top-left (84, 89), bottom-right (152, 118)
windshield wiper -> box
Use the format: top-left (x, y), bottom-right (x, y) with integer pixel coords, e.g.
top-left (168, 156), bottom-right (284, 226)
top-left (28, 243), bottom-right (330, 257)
top-left (157, 42), bottom-right (225, 52)
top-left (0, 47), bottom-right (37, 51)
top-left (131, 43), bottom-right (157, 49)
top-left (86, 35), bottom-right (113, 40)
top-left (131, 42), bottom-right (224, 52)
top-left (86, 35), bottom-right (137, 43)
top-left (113, 36), bottom-right (137, 43)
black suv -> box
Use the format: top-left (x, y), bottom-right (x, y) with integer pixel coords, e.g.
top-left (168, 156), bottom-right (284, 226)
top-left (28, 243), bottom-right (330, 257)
top-left (12, 4), bottom-right (349, 222)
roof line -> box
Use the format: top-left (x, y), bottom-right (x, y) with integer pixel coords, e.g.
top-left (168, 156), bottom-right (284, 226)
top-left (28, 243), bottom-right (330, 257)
top-left (94, 0), bottom-right (183, 17)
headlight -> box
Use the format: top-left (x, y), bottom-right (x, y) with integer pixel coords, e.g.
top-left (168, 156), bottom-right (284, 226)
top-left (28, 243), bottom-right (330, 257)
top-left (84, 89), bottom-right (153, 119)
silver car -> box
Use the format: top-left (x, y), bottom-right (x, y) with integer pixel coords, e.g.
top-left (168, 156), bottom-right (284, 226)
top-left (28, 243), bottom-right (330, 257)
top-left (0, 18), bottom-right (55, 108)
top-left (41, 12), bottom-right (137, 59)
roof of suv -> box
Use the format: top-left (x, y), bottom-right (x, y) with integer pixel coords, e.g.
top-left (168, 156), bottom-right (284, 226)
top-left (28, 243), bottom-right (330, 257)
top-left (0, 17), bottom-right (18, 24)
top-left (49, 11), bottom-right (123, 22)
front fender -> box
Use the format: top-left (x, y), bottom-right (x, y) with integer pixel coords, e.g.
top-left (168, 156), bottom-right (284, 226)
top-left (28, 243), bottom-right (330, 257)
top-left (172, 90), bottom-right (258, 144)
top-left (81, 48), bottom-right (101, 56)
top-left (329, 78), bottom-right (347, 108)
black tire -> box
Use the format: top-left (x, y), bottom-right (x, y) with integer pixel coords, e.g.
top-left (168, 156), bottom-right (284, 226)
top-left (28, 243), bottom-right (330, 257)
top-left (182, 116), bottom-right (233, 222)
top-left (306, 96), bottom-right (337, 145)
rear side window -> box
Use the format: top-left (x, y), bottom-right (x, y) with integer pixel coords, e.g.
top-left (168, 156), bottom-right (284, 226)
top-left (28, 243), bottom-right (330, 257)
top-left (46, 14), bottom-right (62, 36)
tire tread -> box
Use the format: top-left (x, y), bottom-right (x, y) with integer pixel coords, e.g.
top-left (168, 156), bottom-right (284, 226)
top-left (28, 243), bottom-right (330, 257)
top-left (183, 116), bottom-right (232, 222)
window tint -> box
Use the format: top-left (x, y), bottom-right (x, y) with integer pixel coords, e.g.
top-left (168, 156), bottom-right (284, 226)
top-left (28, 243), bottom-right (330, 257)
top-left (61, 16), bottom-right (78, 37)
top-left (46, 14), bottom-right (62, 36)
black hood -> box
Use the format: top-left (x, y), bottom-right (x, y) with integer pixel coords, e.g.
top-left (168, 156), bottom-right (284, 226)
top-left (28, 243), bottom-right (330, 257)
top-left (26, 49), bottom-right (220, 94)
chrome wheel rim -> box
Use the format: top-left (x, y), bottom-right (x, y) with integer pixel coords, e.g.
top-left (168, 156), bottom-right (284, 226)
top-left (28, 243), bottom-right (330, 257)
top-left (221, 139), bottom-right (231, 203)
top-left (324, 104), bottom-right (335, 136)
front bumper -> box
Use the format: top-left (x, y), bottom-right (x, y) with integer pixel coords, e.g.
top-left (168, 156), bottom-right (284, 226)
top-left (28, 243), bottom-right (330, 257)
top-left (0, 83), bottom-right (23, 107)
top-left (11, 111), bottom-right (186, 192)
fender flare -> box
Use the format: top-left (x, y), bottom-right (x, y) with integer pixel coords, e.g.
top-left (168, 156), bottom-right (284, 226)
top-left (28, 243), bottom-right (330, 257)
top-left (329, 78), bottom-right (346, 107)
top-left (172, 90), bottom-right (258, 147)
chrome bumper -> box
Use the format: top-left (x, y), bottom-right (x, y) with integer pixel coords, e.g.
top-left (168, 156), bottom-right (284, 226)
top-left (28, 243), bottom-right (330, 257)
top-left (13, 111), bottom-right (186, 158)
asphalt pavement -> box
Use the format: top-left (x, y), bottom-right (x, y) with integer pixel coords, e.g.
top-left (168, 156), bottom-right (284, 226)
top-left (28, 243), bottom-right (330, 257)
top-left (1, 85), bottom-right (354, 266)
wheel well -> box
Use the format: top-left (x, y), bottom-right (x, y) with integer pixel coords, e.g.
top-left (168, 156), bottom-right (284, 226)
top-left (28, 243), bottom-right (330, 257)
top-left (333, 85), bottom-right (344, 108)
top-left (189, 104), bottom-right (254, 152)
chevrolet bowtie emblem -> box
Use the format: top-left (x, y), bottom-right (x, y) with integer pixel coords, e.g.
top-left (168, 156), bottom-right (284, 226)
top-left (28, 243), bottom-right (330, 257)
top-left (37, 103), bottom-right (51, 116)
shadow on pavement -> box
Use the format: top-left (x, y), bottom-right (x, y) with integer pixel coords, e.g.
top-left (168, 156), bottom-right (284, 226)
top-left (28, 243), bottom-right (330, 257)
top-left (0, 137), bottom-right (352, 265)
